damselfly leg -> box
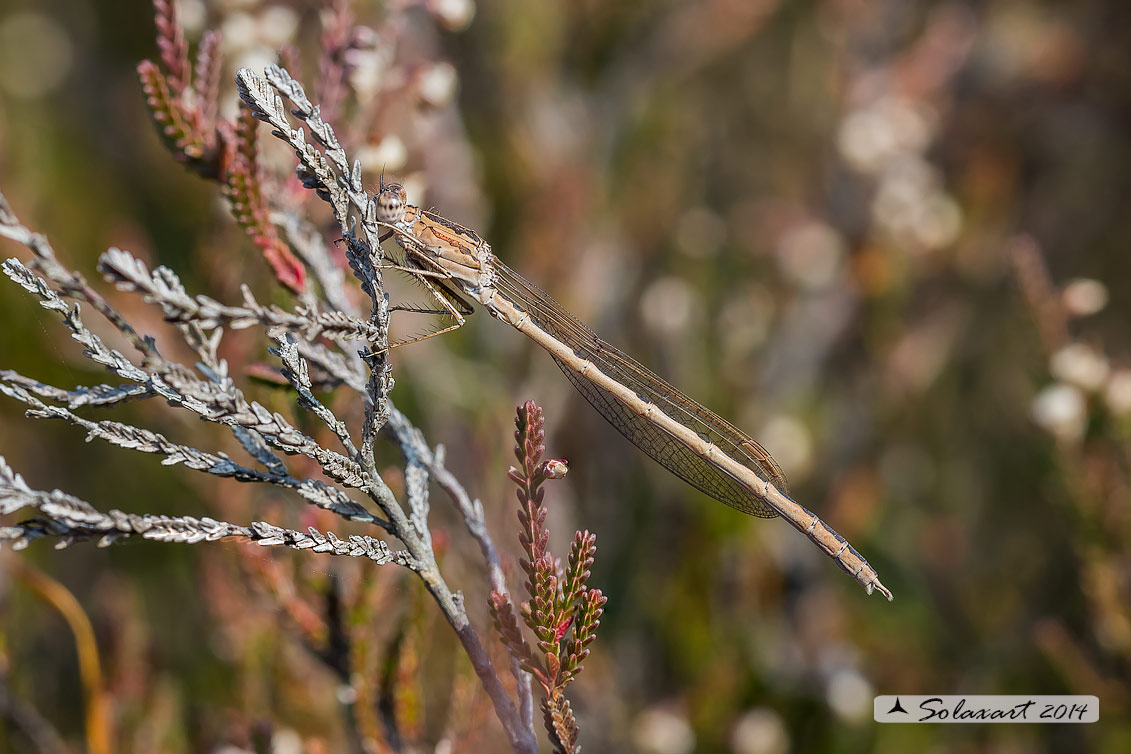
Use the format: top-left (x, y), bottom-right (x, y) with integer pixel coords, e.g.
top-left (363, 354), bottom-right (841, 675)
top-left (360, 232), bottom-right (476, 357)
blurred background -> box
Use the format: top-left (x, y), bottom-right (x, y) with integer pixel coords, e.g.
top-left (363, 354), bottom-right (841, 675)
top-left (2, 0), bottom-right (1130, 752)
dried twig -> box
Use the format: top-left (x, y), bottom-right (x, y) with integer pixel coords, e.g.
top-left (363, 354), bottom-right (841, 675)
top-left (235, 65), bottom-right (539, 754)
top-left (0, 456), bottom-right (410, 565)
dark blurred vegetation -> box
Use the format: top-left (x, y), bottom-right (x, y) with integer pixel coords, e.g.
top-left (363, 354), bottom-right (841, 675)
top-left (2, 0), bottom-right (1131, 752)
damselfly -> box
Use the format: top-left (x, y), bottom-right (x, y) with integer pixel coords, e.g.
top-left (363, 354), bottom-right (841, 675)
top-left (372, 182), bottom-right (892, 600)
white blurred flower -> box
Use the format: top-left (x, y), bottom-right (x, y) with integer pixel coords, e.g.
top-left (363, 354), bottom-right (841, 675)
top-left (874, 156), bottom-right (927, 205)
top-left (356, 135), bottom-right (407, 174)
top-left (826, 668), bottom-right (873, 722)
top-left (221, 6), bottom-right (297, 55)
top-left (429, 0), bottom-right (477, 31)
top-left (178, 0), bottom-right (207, 34)
top-left (776, 221), bottom-right (846, 290)
top-left (883, 97), bottom-right (934, 153)
top-left (336, 683), bottom-right (357, 704)
top-left (632, 707), bottom-right (695, 754)
top-left (271, 729), bottom-right (303, 754)
top-left (1049, 343), bottom-right (1109, 392)
top-left (913, 193), bottom-right (962, 250)
top-left (847, 110), bottom-right (961, 252)
top-left (1104, 369), bottom-right (1131, 416)
top-left (838, 98), bottom-right (934, 173)
top-left (1062, 278), bottom-right (1108, 318)
top-left (731, 708), bottom-right (789, 754)
top-left (758, 415), bottom-right (812, 480)
top-left (215, 0), bottom-right (259, 11)
top-left (418, 62), bottom-right (458, 107)
top-left (872, 157), bottom-right (944, 245)
top-left (400, 173), bottom-right (429, 209)
top-left (220, 12), bottom-right (258, 52)
top-left (348, 47), bottom-right (386, 98)
top-left (640, 276), bottom-right (699, 336)
top-left (839, 107), bottom-right (896, 173)
top-left (258, 6), bottom-right (299, 49)
top-left (1031, 383), bottom-right (1087, 442)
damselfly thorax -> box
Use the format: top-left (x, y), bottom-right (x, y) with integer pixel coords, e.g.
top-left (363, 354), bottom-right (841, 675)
top-left (375, 182), bottom-right (492, 296)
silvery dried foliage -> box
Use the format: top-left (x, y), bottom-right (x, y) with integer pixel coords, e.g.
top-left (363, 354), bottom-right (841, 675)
top-left (0, 103), bottom-right (534, 754)
top-left (0, 21), bottom-right (553, 754)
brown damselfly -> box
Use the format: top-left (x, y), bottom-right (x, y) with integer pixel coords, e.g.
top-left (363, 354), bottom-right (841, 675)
top-left (372, 182), bottom-right (892, 600)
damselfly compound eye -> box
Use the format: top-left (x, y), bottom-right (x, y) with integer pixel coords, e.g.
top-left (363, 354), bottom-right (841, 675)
top-left (375, 182), bottom-right (408, 223)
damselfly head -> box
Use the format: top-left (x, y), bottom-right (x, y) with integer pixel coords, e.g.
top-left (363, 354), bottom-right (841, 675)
top-left (375, 182), bottom-right (408, 223)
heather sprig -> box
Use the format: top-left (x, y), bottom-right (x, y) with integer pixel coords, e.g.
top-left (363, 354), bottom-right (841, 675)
top-left (490, 402), bottom-right (606, 754)
top-left (153, 0), bottom-right (189, 93)
top-left (194, 30), bottom-right (222, 132)
top-left (222, 106), bottom-right (308, 294)
top-left (137, 59), bottom-right (213, 167)
top-left (138, 0), bottom-right (307, 293)
top-left (137, 0), bottom-right (218, 174)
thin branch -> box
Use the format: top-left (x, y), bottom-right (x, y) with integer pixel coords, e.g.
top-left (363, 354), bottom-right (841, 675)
top-left (236, 64), bottom-right (395, 470)
top-left (0, 369), bottom-right (151, 410)
top-left (99, 247), bottom-right (378, 342)
top-left (0, 379), bottom-right (387, 530)
top-left (0, 455), bottom-right (412, 566)
top-left (271, 333), bottom-right (361, 460)
top-left (386, 407), bottom-right (536, 728)
top-left (2, 257), bottom-right (370, 489)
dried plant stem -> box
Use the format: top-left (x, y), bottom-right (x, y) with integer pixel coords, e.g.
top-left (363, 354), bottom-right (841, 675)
top-left (386, 409), bottom-right (536, 727)
top-left (0, 457), bottom-right (411, 564)
top-left (235, 66), bottom-right (539, 753)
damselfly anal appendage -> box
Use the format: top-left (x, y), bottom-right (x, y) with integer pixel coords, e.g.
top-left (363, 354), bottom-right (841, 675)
top-left (372, 182), bottom-right (893, 601)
